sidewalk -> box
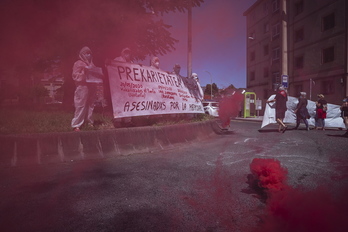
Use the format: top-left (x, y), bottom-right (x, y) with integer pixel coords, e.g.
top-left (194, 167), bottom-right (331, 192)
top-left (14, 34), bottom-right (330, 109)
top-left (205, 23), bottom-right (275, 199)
top-left (234, 116), bottom-right (264, 122)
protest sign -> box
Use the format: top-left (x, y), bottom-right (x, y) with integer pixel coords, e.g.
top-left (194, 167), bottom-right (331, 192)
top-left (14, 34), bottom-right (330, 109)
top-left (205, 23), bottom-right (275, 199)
top-left (106, 61), bottom-right (204, 118)
top-left (86, 66), bottom-right (104, 83)
top-left (261, 95), bottom-right (345, 128)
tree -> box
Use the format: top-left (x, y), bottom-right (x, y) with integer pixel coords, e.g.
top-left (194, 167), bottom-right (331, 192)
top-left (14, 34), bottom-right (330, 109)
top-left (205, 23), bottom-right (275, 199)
top-left (219, 84), bottom-right (237, 96)
top-left (0, 0), bottom-right (204, 109)
top-left (204, 83), bottom-right (219, 98)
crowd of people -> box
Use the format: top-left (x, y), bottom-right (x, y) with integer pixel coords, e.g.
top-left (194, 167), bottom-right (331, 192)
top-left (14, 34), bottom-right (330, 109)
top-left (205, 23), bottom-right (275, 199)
top-left (267, 85), bottom-right (348, 136)
top-left (70, 46), bottom-right (348, 136)
top-left (71, 46), bottom-right (203, 131)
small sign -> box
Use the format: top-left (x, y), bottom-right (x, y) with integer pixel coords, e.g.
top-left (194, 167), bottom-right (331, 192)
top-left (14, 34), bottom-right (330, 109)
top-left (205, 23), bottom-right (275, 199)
top-left (281, 74), bottom-right (288, 88)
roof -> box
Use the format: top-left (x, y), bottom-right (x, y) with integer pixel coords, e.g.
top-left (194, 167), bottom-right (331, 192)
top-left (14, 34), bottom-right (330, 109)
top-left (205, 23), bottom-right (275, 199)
top-left (243, 0), bottom-right (263, 16)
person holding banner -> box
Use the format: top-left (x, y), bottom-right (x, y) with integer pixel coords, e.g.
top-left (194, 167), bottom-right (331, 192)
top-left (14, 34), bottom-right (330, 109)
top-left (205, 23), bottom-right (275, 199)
top-left (71, 46), bottom-right (98, 132)
top-left (266, 86), bottom-right (288, 133)
top-left (113, 47), bottom-right (134, 127)
top-left (172, 64), bottom-right (181, 76)
top-left (294, 92), bottom-right (310, 131)
top-left (340, 97), bottom-right (348, 136)
top-left (114, 47), bottom-right (133, 63)
top-left (315, 94), bottom-right (327, 130)
top-left (150, 57), bottom-right (160, 69)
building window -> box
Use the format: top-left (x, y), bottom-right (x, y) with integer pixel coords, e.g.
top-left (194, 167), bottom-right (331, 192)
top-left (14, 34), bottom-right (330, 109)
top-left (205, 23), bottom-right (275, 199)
top-left (251, 11), bottom-right (257, 21)
top-left (322, 46), bottom-right (334, 63)
top-left (263, 67), bottom-right (269, 78)
top-left (272, 72), bottom-right (280, 90)
top-left (272, 47), bottom-right (280, 61)
top-left (272, 0), bottom-right (280, 13)
top-left (250, 51), bottom-right (255, 61)
top-left (295, 56), bottom-right (304, 69)
top-left (250, 71), bottom-right (255, 81)
top-left (264, 45), bottom-right (269, 56)
top-left (272, 23), bottom-right (280, 40)
top-left (295, 0), bottom-right (304, 16)
top-left (264, 23), bottom-right (269, 33)
top-left (294, 28), bottom-right (304, 43)
top-left (321, 80), bottom-right (334, 95)
top-left (248, 32), bottom-right (255, 41)
top-left (322, 13), bottom-right (335, 31)
top-left (263, 2), bottom-right (269, 16)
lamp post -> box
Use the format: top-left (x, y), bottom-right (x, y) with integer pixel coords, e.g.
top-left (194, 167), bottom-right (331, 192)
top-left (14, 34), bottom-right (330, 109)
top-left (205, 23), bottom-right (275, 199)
top-left (205, 70), bottom-right (212, 100)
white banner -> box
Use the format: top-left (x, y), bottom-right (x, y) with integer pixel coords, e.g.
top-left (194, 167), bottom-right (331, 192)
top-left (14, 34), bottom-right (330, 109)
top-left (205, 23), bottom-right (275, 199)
top-left (261, 95), bottom-right (345, 128)
top-left (106, 61), bottom-right (204, 118)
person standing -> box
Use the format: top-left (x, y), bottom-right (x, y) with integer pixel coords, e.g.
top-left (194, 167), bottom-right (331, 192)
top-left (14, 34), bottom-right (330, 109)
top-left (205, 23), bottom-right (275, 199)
top-left (315, 94), bottom-right (327, 130)
top-left (114, 47), bottom-right (132, 63)
top-left (266, 86), bottom-right (288, 133)
top-left (150, 57), bottom-right (160, 69)
top-left (113, 47), bottom-right (133, 127)
top-left (340, 97), bottom-right (348, 136)
top-left (71, 46), bottom-right (98, 131)
top-left (294, 92), bottom-right (310, 130)
top-left (172, 64), bottom-right (181, 76)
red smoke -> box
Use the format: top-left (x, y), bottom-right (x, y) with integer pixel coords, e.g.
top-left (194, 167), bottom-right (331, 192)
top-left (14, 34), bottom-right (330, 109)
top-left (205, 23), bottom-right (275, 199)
top-left (250, 158), bottom-right (348, 232)
top-left (249, 158), bottom-right (288, 193)
top-left (178, 158), bottom-right (245, 231)
top-left (218, 92), bottom-right (244, 128)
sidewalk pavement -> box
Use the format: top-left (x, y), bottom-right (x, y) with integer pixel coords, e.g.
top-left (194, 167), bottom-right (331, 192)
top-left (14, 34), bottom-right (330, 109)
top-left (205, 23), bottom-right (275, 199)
top-left (234, 116), bottom-right (264, 122)
top-left (0, 120), bottom-right (221, 168)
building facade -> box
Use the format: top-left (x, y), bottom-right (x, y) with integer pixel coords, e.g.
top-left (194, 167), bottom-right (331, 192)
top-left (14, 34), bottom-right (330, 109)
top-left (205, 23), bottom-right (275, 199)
top-left (244, 0), bottom-right (347, 108)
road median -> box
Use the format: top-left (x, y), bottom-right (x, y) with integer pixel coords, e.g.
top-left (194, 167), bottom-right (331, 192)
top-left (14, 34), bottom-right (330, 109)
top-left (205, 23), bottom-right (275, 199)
top-left (0, 120), bottom-right (219, 167)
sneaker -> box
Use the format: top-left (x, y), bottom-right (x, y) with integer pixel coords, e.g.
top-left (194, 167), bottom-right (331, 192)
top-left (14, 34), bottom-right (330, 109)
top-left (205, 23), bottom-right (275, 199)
top-left (87, 123), bottom-right (94, 128)
top-left (73, 127), bottom-right (80, 132)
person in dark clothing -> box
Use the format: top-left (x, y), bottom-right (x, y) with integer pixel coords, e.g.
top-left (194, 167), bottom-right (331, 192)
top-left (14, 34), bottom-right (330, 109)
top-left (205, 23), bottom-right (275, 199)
top-left (315, 94), bottom-right (327, 130)
top-left (340, 97), bottom-right (348, 136)
top-left (267, 86), bottom-right (288, 133)
top-left (294, 92), bottom-right (310, 130)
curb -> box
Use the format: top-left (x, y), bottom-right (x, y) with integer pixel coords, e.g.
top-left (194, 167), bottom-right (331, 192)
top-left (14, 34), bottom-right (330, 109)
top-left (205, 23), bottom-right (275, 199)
top-left (0, 120), bottom-right (220, 167)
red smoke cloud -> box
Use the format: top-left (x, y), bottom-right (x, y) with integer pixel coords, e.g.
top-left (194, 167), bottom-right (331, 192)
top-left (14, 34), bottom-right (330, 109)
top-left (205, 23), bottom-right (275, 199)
top-left (218, 92), bottom-right (244, 128)
top-left (249, 158), bottom-right (288, 192)
top-left (250, 158), bottom-right (348, 232)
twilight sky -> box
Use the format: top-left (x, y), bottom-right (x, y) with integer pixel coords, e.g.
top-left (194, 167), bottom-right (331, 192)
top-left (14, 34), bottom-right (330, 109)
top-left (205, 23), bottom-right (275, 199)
top-left (155, 0), bottom-right (257, 89)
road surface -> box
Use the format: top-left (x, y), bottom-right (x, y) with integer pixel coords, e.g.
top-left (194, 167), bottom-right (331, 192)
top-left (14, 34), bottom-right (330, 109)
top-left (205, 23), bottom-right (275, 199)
top-left (1, 120), bottom-right (347, 231)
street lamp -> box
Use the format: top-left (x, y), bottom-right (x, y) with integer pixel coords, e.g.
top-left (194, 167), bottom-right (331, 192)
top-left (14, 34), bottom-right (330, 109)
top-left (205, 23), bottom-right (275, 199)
top-left (204, 70), bottom-right (212, 100)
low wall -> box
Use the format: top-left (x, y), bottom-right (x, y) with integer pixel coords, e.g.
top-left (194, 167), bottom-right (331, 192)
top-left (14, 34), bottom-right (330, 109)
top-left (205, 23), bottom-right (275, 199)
top-left (0, 120), bottom-right (220, 167)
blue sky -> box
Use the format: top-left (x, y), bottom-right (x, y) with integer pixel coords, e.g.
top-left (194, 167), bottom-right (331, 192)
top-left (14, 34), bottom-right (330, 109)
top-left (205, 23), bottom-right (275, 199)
top-left (156, 0), bottom-right (257, 89)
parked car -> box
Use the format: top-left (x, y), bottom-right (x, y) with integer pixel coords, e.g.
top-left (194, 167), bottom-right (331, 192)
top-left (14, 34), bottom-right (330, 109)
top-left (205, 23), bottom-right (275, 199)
top-left (202, 101), bottom-right (219, 117)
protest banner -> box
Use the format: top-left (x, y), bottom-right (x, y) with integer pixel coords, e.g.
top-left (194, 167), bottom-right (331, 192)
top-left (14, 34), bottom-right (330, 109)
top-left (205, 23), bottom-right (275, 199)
top-left (86, 66), bottom-right (104, 84)
top-left (262, 95), bottom-right (345, 128)
top-left (106, 61), bottom-right (204, 118)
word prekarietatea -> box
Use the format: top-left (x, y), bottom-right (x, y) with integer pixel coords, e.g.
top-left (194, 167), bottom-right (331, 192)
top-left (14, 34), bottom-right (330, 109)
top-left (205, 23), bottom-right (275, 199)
top-left (117, 65), bottom-right (184, 88)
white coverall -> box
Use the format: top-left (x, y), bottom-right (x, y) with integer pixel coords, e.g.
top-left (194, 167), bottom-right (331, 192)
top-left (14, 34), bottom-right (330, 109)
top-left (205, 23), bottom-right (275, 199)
top-left (71, 47), bottom-right (97, 129)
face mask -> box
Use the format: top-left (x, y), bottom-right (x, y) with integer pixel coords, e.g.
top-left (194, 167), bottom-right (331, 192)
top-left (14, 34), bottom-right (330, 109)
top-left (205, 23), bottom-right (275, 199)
top-left (84, 52), bottom-right (92, 62)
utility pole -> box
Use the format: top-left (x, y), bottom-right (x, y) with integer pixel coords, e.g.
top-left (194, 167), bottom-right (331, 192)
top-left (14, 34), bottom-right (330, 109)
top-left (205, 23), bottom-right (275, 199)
top-left (187, 4), bottom-right (192, 78)
top-left (281, 0), bottom-right (288, 87)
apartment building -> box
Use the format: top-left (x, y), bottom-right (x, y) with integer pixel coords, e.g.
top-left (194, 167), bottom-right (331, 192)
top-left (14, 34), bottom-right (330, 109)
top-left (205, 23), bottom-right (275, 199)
top-left (244, 0), bottom-right (348, 107)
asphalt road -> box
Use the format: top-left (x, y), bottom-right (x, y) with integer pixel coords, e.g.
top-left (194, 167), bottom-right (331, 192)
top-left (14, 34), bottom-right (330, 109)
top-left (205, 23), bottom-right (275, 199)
top-left (0, 120), bottom-right (347, 232)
